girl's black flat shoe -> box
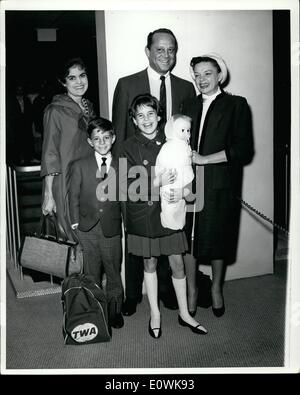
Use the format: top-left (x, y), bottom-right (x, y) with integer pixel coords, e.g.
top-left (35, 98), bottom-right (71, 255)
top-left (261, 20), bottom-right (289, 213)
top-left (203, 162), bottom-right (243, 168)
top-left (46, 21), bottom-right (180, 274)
top-left (148, 318), bottom-right (162, 339)
top-left (178, 315), bottom-right (207, 335)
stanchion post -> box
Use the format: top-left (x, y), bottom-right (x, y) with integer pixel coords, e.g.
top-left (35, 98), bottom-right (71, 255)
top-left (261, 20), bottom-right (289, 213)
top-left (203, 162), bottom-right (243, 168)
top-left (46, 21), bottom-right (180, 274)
top-left (8, 166), bottom-right (17, 268)
top-left (12, 167), bottom-right (21, 250)
top-left (6, 166), bottom-right (13, 264)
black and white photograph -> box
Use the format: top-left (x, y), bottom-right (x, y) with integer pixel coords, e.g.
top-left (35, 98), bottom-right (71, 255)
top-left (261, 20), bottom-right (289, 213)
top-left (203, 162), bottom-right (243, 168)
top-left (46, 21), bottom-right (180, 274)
top-left (0, 0), bottom-right (299, 379)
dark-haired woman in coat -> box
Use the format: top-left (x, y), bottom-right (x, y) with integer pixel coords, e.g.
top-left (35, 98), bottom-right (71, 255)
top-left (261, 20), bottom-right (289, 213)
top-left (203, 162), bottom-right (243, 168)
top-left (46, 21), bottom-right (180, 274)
top-left (41, 57), bottom-right (96, 240)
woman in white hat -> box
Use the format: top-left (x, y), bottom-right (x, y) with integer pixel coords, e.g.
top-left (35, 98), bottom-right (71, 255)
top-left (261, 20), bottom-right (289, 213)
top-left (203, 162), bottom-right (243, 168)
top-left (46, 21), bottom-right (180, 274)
top-left (181, 54), bottom-right (254, 317)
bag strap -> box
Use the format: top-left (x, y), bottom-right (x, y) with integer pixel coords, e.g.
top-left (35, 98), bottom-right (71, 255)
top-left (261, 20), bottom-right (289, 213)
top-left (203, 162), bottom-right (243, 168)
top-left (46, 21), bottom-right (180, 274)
top-left (40, 214), bottom-right (77, 245)
top-left (39, 215), bottom-right (59, 242)
top-left (51, 213), bottom-right (68, 241)
top-left (40, 213), bottom-right (82, 251)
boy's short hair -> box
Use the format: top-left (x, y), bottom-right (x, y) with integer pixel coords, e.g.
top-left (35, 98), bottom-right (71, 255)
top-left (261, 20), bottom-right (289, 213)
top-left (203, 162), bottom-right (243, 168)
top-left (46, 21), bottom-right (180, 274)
top-left (87, 117), bottom-right (115, 138)
top-left (129, 93), bottom-right (160, 119)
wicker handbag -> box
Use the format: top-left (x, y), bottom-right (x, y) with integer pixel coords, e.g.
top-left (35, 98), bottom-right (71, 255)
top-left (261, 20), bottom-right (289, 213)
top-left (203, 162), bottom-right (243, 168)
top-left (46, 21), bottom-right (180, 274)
top-left (19, 215), bottom-right (83, 278)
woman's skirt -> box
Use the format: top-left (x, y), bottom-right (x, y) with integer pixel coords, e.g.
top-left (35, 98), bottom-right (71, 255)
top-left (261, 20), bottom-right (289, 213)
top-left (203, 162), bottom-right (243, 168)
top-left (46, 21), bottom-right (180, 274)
top-left (128, 231), bottom-right (188, 259)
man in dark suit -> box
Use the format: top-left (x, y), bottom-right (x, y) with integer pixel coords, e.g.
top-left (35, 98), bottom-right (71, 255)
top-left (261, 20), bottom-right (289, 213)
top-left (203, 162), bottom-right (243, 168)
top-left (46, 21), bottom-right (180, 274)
top-left (6, 83), bottom-right (34, 165)
top-left (112, 28), bottom-right (196, 316)
top-left (69, 118), bottom-right (124, 330)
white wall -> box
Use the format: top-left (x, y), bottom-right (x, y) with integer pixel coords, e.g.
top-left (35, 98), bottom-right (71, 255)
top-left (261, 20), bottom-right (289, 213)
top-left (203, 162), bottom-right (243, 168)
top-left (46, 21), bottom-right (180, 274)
top-left (100, 10), bottom-right (274, 280)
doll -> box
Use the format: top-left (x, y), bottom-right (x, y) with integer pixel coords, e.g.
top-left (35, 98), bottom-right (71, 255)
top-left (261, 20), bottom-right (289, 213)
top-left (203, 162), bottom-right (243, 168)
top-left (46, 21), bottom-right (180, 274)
top-left (155, 114), bottom-right (194, 230)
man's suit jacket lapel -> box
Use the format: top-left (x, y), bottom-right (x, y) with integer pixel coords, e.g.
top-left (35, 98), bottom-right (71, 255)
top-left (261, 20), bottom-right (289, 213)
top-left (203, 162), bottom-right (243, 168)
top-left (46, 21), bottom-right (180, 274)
top-left (138, 71), bottom-right (180, 116)
top-left (137, 69), bottom-right (150, 95)
top-left (170, 74), bottom-right (180, 115)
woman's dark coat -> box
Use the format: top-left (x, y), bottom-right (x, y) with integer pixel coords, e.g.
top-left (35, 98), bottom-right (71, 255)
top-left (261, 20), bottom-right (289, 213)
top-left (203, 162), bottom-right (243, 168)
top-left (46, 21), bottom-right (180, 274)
top-left (181, 92), bottom-right (254, 260)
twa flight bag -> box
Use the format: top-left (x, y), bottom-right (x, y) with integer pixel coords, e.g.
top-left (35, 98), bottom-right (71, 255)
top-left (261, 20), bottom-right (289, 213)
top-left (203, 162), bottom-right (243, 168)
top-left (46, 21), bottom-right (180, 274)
top-left (62, 273), bottom-right (111, 345)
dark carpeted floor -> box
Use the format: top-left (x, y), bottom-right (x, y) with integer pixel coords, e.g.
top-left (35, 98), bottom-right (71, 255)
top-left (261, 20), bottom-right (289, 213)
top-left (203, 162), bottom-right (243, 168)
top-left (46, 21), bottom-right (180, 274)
top-left (5, 257), bottom-right (287, 371)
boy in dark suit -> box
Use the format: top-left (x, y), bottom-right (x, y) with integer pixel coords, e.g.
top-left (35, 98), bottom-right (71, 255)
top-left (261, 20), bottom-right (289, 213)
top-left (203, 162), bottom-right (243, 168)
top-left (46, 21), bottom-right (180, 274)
top-left (69, 118), bottom-right (124, 329)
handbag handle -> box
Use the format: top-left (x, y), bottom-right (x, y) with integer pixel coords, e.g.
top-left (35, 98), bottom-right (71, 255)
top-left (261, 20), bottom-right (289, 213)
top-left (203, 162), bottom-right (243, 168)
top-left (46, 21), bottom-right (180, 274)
top-left (39, 214), bottom-right (60, 242)
top-left (40, 213), bottom-right (71, 244)
top-left (40, 214), bottom-right (80, 246)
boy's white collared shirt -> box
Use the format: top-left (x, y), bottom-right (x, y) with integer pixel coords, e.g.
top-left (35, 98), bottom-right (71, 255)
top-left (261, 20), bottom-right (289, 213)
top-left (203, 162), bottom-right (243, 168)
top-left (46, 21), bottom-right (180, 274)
top-left (95, 151), bottom-right (112, 173)
top-left (147, 66), bottom-right (172, 121)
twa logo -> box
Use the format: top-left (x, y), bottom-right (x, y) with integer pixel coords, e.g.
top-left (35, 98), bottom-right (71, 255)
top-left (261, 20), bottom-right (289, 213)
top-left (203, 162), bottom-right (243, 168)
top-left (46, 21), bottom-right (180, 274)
top-left (71, 323), bottom-right (98, 342)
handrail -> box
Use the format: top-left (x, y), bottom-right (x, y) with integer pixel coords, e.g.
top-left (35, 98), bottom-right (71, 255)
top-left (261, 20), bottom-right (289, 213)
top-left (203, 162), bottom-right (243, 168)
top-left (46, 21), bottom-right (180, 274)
top-left (6, 164), bottom-right (42, 272)
top-left (13, 165), bottom-right (41, 173)
top-left (6, 165), bottom-right (19, 270)
top-left (6, 168), bottom-right (14, 265)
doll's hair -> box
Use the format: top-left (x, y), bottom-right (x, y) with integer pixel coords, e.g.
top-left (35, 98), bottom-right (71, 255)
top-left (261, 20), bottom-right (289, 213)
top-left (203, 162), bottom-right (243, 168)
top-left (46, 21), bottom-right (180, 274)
top-left (171, 114), bottom-right (192, 124)
top-left (164, 114), bottom-right (192, 140)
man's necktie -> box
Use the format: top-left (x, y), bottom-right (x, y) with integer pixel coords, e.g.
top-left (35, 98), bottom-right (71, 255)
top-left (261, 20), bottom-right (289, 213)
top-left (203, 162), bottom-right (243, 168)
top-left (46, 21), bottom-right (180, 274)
top-left (160, 75), bottom-right (167, 124)
top-left (100, 157), bottom-right (107, 180)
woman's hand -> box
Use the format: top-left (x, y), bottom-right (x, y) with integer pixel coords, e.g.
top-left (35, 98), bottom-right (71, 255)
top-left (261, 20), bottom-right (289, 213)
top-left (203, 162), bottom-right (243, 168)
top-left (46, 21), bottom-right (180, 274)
top-left (162, 187), bottom-right (185, 203)
top-left (154, 168), bottom-right (177, 187)
top-left (192, 150), bottom-right (227, 165)
top-left (161, 168), bottom-right (177, 186)
top-left (192, 150), bottom-right (208, 165)
top-left (42, 194), bottom-right (57, 216)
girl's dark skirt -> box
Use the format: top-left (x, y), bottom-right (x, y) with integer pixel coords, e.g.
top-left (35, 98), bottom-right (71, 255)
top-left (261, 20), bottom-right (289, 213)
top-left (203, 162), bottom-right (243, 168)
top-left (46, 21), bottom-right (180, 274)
top-left (128, 231), bottom-right (188, 259)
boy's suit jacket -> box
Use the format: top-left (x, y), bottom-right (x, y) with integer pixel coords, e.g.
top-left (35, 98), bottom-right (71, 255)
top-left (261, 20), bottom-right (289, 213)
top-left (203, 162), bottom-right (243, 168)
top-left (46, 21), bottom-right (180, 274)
top-left (69, 154), bottom-right (122, 237)
top-left (112, 68), bottom-right (196, 156)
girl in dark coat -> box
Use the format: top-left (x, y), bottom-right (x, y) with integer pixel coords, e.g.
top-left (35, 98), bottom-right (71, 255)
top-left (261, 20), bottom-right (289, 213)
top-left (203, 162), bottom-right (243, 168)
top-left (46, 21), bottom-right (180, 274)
top-left (121, 94), bottom-right (207, 338)
top-left (41, 57), bottom-right (96, 241)
top-left (181, 54), bottom-right (254, 317)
